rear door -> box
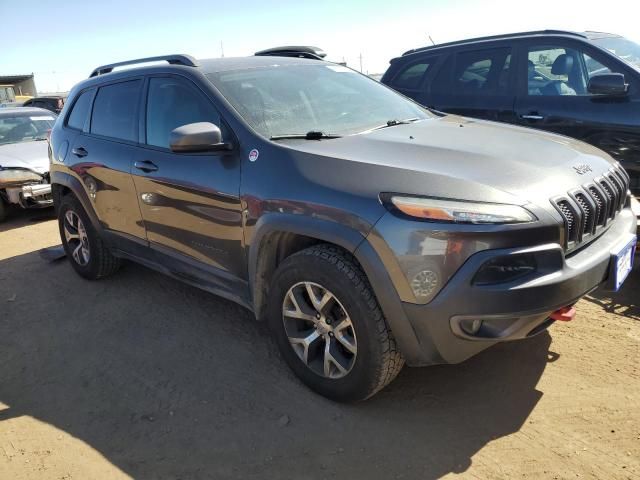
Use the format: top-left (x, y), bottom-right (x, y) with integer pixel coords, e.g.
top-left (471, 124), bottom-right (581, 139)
top-left (67, 79), bottom-right (146, 240)
top-left (427, 46), bottom-right (517, 123)
top-left (130, 75), bottom-right (244, 282)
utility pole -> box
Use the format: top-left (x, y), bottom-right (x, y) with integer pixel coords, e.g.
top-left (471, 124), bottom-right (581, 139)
top-left (359, 53), bottom-right (363, 73)
top-left (221, 41), bottom-right (225, 58)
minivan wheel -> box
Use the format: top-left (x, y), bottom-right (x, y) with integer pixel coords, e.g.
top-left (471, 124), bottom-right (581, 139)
top-left (58, 194), bottom-right (121, 280)
top-left (268, 244), bottom-right (404, 402)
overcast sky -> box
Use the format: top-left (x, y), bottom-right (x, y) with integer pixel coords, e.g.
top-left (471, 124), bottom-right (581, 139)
top-left (2, 0), bottom-right (639, 93)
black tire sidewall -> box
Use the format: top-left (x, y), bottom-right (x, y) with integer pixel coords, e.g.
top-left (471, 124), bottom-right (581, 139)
top-left (0, 196), bottom-right (7, 222)
top-left (268, 251), bottom-right (386, 402)
top-left (58, 196), bottom-right (103, 280)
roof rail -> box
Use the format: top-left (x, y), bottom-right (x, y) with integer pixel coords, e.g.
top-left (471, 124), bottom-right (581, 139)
top-left (402, 30), bottom-right (587, 56)
top-left (89, 54), bottom-right (198, 78)
top-left (255, 46), bottom-right (326, 60)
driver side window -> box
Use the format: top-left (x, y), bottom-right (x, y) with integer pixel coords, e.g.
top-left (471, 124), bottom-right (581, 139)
top-left (527, 45), bottom-right (623, 97)
top-left (146, 77), bottom-right (221, 149)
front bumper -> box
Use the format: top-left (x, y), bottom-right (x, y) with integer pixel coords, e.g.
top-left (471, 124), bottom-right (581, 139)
top-left (396, 209), bottom-right (637, 366)
top-left (3, 183), bottom-right (53, 208)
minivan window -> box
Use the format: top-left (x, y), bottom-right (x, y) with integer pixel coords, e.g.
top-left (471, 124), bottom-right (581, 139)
top-left (67, 90), bottom-right (93, 130)
top-left (90, 80), bottom-right (141, 141)
top-left (207, 64), bottom-right (430, 138)
top-left (453, 48), bottom-right (512, 95)
top-left (146, 77), bottom-right (221, 149)
top-left (392, 61), bottom-right (433, 90)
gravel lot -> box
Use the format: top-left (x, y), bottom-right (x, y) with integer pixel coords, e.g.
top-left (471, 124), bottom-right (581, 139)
top-left (1, 208), bottom-right (638, 480)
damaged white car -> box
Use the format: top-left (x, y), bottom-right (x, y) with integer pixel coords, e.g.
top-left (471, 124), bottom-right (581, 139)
top-left (0, 107), bottom-right (56, 221)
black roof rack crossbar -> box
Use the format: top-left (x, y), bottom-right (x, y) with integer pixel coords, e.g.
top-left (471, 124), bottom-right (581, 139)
top-left (89, 54), bottom-right (198, 77)
top-left (402, 30), bottom-right (588, 56)
top-left (255, 46), bottom-right (326, 60)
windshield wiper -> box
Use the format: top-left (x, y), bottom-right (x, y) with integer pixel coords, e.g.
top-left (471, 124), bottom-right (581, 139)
top-left (270, 131), bottom-right (342, 141)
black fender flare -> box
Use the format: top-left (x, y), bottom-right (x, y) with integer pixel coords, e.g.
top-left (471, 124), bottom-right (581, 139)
top-left (248, 213), bottom-right (424, 365)
top-left (50, 170), bottom-right (103, 235)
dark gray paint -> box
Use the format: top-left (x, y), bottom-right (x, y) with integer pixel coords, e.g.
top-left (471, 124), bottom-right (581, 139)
top-left (49, 55), bottom-right (637, 366)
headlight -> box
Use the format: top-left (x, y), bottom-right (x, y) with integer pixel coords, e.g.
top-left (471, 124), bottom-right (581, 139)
top-left (386, 195), bottom-right (536, 224)
top-left (0, 168), bottom-right (43, 185)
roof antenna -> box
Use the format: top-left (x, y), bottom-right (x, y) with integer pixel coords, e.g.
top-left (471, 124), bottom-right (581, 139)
top-left (428, 35), bottom-right (436, 46)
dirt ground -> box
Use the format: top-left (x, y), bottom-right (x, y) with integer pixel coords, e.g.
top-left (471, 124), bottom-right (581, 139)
top-left (0, 207), bottom-right (638, 480)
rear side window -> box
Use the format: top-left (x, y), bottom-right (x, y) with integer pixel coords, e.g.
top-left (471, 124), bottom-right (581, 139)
top-left (453, 48), bottom-right (512, 95)
top-left (67, 90), bottom-right (94, 130)
top-left (91, 80), bottom-right (141, 141)
top-left (146, 77), bottom-right (220, 149)
top-left (392, 60), bottom-right (434, 90)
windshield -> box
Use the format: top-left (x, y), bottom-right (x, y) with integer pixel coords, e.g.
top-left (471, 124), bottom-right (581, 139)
top-left (207, 64), bottom-right (431, 138)
top-left (591, 36), bottom-right (640, 69)
top-left (0, 114), bottom-right (56, 145)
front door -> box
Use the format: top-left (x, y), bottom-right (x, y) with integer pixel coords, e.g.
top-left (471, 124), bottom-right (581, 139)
top-left (131, 75), bottom-right (244, 282)
top-left (515, 40), bottom-right (640, 194)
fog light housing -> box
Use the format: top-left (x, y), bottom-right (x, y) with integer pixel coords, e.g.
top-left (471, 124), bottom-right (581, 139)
top-left (473, 254), bottom-right (537, 285)
top-left (460, 319), bottom-right (483, 336)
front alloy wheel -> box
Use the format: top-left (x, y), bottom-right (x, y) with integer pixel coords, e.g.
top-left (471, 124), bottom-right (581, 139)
top-left (283, 282), bottom-right (357, 379)
top-left (268, 245), bottom-right (405, 402)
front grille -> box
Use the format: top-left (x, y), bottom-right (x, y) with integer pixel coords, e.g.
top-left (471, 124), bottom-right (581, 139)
top-left (552, 167), bottom-right (630, 250)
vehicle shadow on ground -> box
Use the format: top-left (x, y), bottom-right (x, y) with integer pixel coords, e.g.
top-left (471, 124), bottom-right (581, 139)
top-left (0, 207), bottom-right (55, 233)
top-left (0, 250), bottom-right (555, 479)
top-left (584, 262), bottom-right (639, 321)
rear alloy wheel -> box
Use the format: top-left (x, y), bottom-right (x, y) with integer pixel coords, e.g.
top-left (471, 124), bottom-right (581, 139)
top-left (57, 194), bottom-right (121, 280)
top-left (283, 282), bottom-right (357, 379)
top-left (63, 210), bottom-right (91, 266)
top-left (268, 244), bottom-right (404, 402)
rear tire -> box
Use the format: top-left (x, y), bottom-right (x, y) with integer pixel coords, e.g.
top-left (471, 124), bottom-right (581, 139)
top-left (0, 197), bottom-right (6, 223)
top-left (267, 244), bottom-right (404, 402)
top-left (58, 194), bottom-right (121, 280)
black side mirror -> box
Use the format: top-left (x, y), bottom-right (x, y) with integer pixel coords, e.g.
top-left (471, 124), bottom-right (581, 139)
top-left (587, 73), bottom-right (628, 96)
top-left (169, 122), bottom-right (232, 153)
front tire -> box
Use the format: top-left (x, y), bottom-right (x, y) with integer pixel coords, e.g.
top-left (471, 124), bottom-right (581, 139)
top-left (58, 194), bottom-right (121, 280)
top-left (267, 244), bottom-right (404, 402)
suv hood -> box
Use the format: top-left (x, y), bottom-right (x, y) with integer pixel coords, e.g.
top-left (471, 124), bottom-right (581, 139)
top-left (287, 115), bottom-right (618, 207)
top-left (0, 141), bottom-right (50, 174)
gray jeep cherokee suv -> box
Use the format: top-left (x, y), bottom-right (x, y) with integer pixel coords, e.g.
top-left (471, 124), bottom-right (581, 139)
top-left (49, 53), bottom-right (637, 401)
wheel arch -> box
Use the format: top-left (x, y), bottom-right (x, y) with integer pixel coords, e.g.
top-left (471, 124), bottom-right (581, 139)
top-left (51, 171), bottom-right (103, 234)
top-left (248, 213), bottom-right (425, 365)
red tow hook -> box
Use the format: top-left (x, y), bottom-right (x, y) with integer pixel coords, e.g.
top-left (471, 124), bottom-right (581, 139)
top-left (550, 305), bottom-right (576, 322)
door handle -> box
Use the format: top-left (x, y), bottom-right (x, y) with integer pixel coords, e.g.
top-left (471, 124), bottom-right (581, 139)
top-left (72, 147), bottom-right (88, 158)
top-left (520, 113), bottom-right (545, 121)
top-left (134, 160), bottom-right (159, 173)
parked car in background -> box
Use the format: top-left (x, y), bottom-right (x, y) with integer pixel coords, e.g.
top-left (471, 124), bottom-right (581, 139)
top-left (49, 53), bottom-right (635, 401)
top-left (0, 85), bottom-right (24, 108)
top-left (22, 96), bottom-right (65, 114)
top-left (381, 30), bottom-right (640, 198)
top-left (0, 107), bottom-right (56, 221)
